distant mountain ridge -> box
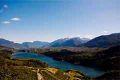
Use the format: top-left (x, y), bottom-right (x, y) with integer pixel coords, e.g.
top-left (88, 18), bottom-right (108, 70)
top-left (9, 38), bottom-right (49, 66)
top-left (22, 41), bottom-right (49, 48)
top-left (0, 33), bottom-right (120, 48)
top-left (0, 38), bottom-right (23, 49)
top-left (0, 37), bottom-right (90, 48)
top-left (83, 33), bottom-right (120, 48)
top-left (49, 37), bottom-right (90, 47)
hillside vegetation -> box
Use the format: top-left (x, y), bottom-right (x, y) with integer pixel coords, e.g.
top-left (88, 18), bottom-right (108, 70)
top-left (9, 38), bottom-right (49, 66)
top-left (0, 46), bottom-right (91, 80)
top-left (31, 46), bottom-right (120, 80)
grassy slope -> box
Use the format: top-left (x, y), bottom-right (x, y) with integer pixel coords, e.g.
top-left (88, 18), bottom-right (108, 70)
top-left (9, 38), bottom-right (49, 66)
top-left (0, 47), bottom-right (43, 80)
top-left (0, 46), bottom-right (90, 80)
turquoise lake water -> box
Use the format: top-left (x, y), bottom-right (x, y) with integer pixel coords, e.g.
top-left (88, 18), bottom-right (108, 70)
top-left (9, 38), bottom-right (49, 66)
top-left (12, 52), bottom-right (104, 78)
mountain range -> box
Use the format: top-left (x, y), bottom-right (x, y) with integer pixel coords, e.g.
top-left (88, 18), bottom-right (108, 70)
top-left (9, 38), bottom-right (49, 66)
top-left (0, 38), bottom-right (23, 49)
top-left (0, 33), bottom-right (120, 48)
top-left (22, 41), bottom-right (49, 48)
top-left (49, 37), bottom-right (90, 47)
top-left (82, 33), bottom-right (120, 48)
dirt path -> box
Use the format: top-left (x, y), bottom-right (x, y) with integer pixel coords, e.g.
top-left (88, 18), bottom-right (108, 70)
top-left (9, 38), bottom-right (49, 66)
top-left (37, 69), bottom-right (44, 80)
top-left (25, 66), bottom-right (44, 80)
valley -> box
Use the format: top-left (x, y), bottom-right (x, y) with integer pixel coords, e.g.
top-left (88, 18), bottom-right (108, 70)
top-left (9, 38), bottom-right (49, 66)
top-left (0, 0), bottom-right (120, 79)
top-left (0, 33), bottom-right (120, 80)
top-left (0, 46), bottom-right (91, 80)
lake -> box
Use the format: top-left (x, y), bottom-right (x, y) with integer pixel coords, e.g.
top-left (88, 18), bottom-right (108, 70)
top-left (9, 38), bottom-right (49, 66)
top-left (12, 52), bottom-right (104, 78)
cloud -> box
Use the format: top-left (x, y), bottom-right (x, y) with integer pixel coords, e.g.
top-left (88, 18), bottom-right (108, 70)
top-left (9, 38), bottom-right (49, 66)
top-left (1, 17), bottom-right (21, 25)
top-left (11, 17), bottom-right (21, 21)
top-left (2, 21), bottom-right (11, 24)
top-left (0, 4), bottom-right (8, 13)
top-left (3, 4), bottom-right (8, 8)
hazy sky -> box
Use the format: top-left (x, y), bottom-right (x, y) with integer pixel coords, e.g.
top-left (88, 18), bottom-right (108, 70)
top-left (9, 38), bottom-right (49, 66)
top-left (0, 0), bottom-right (120, 43)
